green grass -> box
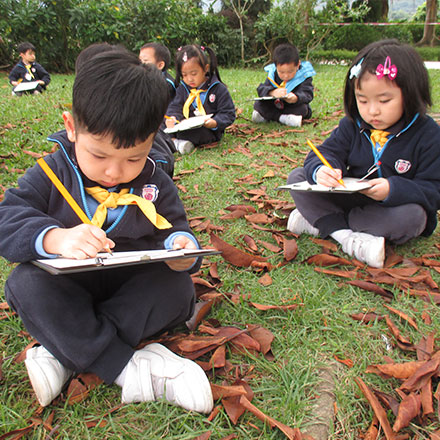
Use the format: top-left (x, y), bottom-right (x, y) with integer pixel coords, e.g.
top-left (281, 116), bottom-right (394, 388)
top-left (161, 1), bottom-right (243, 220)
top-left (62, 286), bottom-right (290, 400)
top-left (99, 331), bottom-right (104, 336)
top-left (1, 66), bottom-right (440, 439)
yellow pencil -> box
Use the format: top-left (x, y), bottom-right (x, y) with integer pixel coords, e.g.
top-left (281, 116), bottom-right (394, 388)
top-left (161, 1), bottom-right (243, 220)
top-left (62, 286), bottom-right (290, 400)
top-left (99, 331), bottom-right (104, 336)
top-left (37, 158), bottom-right (113, 255)
top-left (306, 139), bottom-right (346, 188)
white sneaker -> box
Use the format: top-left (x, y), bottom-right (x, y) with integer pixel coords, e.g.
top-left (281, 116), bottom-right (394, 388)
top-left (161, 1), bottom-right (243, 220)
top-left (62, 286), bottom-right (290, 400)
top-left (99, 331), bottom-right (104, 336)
top-left (340, 232), bottom-right (385, 268)
top-left (25, 345), bottom-right (73, 406)
top-left (279, 114), bottom-right (302, 127)
top-left (287, 209), bottom-right (319, 236)
top-left (121, 343), bottom-right (213, 413)
top-left (173, 139), bottom-right (195, 155)
top-left (252, 110), bottom-right (267, 123)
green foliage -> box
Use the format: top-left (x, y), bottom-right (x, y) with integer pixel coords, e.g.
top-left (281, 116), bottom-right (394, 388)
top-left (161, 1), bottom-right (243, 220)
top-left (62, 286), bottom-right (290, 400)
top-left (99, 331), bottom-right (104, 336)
top-left (309, 48), bottom-right (357, 63)
top-left (415, 46), bottom-right (440, 60)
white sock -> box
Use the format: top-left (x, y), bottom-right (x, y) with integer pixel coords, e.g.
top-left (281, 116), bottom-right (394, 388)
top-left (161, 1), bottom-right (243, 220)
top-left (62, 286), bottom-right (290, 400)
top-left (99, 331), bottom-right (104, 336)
top-left (114, 360), bottom-right (130, 387)
top-left (330, 229), bottom-right (353, 244)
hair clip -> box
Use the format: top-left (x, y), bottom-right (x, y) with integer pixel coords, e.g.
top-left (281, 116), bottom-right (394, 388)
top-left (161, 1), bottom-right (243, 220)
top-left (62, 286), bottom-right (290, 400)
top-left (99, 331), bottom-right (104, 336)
top-left (177, 46), bottom-right (182, 51)
top-left (182, 51), bottom-right (188, 62)
top-left (200, 46), bottom-right (205, 51)
top-left (376, 56), bottom-right (397, 80)
top-left (349, 57), bottom-right (363, 80)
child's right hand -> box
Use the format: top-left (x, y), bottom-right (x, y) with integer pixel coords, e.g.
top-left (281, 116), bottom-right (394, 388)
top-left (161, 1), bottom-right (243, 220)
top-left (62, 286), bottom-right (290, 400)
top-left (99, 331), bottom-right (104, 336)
top-left (165, 116), bottom-right (177, 128)
top-left (43, 224), bottom-right (115, 259)
top-left (316, 166), bottom-right (344, 187)
top-left (271, 88), bottom-right (288, 98)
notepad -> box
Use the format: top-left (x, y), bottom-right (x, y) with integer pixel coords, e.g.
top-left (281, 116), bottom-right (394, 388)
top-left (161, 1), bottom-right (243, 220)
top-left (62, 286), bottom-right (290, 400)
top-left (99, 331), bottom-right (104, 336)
top-left (32, 248), bottom-right (221, 275)
top-left (13, 81), bottom-right (40, 92)
top-left (164, 115), bottom-right (213, 134)
top-left (278, 177), bottom-right (372, 193)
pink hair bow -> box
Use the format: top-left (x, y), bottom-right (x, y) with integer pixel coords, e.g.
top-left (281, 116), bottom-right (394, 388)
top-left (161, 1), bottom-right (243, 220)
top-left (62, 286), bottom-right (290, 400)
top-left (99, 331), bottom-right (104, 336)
top-left (376, 56), bottom-right (397, 80)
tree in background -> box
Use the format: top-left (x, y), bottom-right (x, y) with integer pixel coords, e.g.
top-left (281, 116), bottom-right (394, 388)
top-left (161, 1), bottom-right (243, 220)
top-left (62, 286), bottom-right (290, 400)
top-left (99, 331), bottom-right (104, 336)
top-left (416, 0), bottom-right (439, 45)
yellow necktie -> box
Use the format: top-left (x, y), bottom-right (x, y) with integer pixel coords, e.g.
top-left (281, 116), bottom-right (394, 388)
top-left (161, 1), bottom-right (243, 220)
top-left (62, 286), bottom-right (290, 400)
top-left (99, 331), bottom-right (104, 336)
top-left (370, 130), bottom-right (390, 152)
top-left (182, 89), bottom-right (207, 119)
top-left (85, 187), bottom-right (172, 229)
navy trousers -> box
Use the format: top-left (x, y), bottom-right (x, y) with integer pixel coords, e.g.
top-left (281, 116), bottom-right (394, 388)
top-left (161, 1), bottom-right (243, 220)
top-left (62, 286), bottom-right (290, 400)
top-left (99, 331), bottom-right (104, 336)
top-left (287, 167), bottom-right (427, 244)
top-left (5, 262), bottom-right (195, 384)
top-left (254, 100), bottom-right (311, 122)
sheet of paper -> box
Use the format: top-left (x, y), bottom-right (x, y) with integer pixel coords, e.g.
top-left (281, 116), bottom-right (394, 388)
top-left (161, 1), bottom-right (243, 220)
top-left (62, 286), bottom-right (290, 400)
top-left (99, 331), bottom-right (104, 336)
top-left (278, 177), bottom-right (372, 193)
top-left (164, 114), bottom-right (213, 134)
top-left (32, 248), bottom-right (221, 275)
top-left (253, 95), bottom-right (287, 101)
top-left (13, 81), bottom-right (40, 92)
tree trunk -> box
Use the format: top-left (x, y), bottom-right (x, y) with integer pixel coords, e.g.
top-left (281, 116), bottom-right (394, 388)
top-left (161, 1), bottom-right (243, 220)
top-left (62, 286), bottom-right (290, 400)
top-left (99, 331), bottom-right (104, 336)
top-left (417, 0), bottom-right (438, 46)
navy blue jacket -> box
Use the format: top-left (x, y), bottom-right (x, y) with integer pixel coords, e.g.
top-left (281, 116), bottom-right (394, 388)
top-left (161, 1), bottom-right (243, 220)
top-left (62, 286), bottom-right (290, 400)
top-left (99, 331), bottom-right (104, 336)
top-left (9, 60), bottom-right (50, 88)
top-left (0, 130), bottom-right (200, 267)
top-left (166, 74), bottom-right (236, 141)
top-left (304, 115), bottom-right (440, 235)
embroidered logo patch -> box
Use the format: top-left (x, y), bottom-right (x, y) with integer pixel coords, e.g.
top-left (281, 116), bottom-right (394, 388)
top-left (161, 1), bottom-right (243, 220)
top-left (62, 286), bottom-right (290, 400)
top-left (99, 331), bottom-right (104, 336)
top-left (25, 73), bottom-right (32, 81)
top-left (142, 184), bottom-right (159, 202)
top-left (209, 93), bottom-right (216, 103)
top-left (394, 159), bottom-right (411, 174)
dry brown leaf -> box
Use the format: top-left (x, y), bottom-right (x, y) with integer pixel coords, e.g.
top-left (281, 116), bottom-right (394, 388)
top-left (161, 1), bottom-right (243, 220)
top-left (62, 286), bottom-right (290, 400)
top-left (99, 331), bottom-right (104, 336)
top-left (392, 392), bottom-right (421, 432)
top-left (383, 305), bottom-right (418, 330)
top-left (351, 312), bottom-right (384, 324)
top-left (354, 377), bottom-right (397, 440)
top-left (238, 395), bottom-right (303, 439)
top-left (258, 272), bottom-right (272, 286)
top-left (305, 253), bottom-right (354, 266)
top-left (210, 233), bottom-right (267, 268)
top-left (314, 267), bottom-right (359, 279)
top-left (210, 383), bottom-right (248, 400)
top-left (366, 361), bottom-right (426, 380)
top-left (399, 357), bottom-right (440, 392)
top-left (309, 237), bottom-right (338, 252)
top-left (334, 354), bottom-right (354, 368)
top-left (247, 324), bottom-right (274, 356)
top-left (364, 415), bottom-right (380, 440)
top-left (283, 238), bottom-right (298, 261)
top-left (225, 204), bottom-right (256, 213)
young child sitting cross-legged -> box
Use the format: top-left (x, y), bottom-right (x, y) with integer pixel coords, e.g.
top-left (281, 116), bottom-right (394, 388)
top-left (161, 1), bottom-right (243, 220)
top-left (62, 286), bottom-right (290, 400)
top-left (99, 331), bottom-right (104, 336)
top-left (0, 48), bottom-right (213, 412)
top-left (287, 39), bottom-right (440, 268)
top-left (253, 43), bottom-right (315, 127)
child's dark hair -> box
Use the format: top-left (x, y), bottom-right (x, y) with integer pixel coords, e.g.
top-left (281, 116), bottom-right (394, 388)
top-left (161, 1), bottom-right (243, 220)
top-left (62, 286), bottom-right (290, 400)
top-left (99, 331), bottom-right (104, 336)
top-left (140, 42), bottom-right (171, 71)
top-left (73, 48), bottom-right (168, 148)
top-left (17, 42), bottom-right (36, 55)
top-left (75, 42), bottom-right (122, 74)
top-left (344, 39), bottom-right (431, 121)
top-left (272, 43), bottom-right (299, 66)
top-left (174, 45), bottom-right (221, 86)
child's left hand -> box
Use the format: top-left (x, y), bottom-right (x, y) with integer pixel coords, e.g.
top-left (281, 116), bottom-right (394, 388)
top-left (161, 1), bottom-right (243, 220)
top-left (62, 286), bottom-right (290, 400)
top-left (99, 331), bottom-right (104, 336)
top-left (361, 178), bottom-right (390, 201)
top-left (284, 92), bottom-right (298, 104)
top-left (203, 118), bottom-right (217, 129)
top-left (165, 235), bottom-right (198, 271)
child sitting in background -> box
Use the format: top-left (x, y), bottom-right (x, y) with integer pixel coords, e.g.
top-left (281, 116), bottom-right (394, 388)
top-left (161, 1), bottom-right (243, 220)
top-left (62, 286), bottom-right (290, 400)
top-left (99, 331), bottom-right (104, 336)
top-left (286, 39), bottom-right (440, 268)
top-left (9, 42), bottom-right (51, 95)
top-left (0, 48), bottom-right (213, 413)
top-left (253, 43), bottom-right (315, 127)
top-left (139, 42), bottom-right (176, 102)
top-left (165, 45), bottom-right (236, 154)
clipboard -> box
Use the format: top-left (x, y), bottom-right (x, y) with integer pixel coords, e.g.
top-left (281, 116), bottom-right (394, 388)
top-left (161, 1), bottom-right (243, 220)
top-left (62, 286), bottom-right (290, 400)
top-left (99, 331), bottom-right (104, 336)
top-left (13, 81), bottom-right (40, 93)
top-left (164, 114), bottom-right (213, 134)
top-left (32, 248), bottom-right (221, 275)
top-left (278, 177), bottom-right (372, 193)
top-left (253, 95), bottom-right (287, 101)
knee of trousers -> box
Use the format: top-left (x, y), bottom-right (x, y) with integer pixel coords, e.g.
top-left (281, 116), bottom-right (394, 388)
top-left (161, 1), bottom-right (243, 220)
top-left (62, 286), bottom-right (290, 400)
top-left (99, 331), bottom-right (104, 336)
top-left (287, 167), bottom-right (306, 184)
top-left (390, 204), bottom-right (427, 243)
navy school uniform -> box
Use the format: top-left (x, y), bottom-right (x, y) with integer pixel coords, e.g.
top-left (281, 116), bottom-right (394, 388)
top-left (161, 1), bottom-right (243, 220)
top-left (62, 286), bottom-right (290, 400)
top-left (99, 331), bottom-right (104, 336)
top-left (163, 70), bottom-right (177, 102)
top-left (166, 74), bottom-right (236, 146)
top-left (9, 60), bottom-right (51, 94)
top-left (254, 62), bottom-right (315, 121)
top-left (288, 115), bottom-right (440, 242)
top-left (0, 130), bottom-right (201, 384)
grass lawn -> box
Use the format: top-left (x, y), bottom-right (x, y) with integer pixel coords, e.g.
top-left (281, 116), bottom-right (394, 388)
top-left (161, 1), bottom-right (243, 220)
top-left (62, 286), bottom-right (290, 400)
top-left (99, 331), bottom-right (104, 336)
top-left (0, 65), bottom-right (439, 439)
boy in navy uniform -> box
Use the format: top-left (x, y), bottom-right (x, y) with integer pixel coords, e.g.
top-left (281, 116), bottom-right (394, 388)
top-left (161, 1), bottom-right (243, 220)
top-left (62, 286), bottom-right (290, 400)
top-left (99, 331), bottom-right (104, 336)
top-left (139, 42), bottom-right (176, 102)
top-left (0, 48), bottom-right (213, 412)
top-left (253, 43), bottom-right (315, 127)
top-left (9, 42), bottom-right (50, 95)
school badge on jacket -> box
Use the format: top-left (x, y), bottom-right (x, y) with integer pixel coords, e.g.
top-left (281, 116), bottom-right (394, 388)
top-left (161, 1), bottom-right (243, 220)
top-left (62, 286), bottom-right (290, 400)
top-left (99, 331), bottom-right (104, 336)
top-left (142, 184), bottom-right (159, 202)
top-left (395, 159), bottom-right (411, 174)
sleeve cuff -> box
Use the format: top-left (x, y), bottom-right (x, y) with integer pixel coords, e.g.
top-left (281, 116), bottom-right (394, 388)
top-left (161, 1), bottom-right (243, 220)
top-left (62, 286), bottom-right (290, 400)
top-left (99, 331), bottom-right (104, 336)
top-left (34, 225), bottom-right (60, 258)
top-left (164, 231), bottom-right (200, 271)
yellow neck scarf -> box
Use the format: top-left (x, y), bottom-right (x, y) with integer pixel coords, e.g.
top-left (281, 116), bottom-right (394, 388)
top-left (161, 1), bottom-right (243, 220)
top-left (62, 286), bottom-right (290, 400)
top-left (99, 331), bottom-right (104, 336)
top-left (370, 130), bottom-right (390, 152)
top-left (25, 64), bottom-right (35, 79)
top-left (182, 89), bottom-right (206, 119)
top-left (85, 187), bottom-right (172, 229)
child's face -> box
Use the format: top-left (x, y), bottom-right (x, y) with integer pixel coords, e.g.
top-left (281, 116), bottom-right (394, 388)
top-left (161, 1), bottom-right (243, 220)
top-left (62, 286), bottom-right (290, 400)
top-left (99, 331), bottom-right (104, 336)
top-left (139, 48), bottom-right (165, 71)
top-left (21, 49), bottom-right (36, 65)
top-left (276, 62), bottom-right (299, 83)
top-left (181, 57), bottom-right (208, 89)
top-left (355, 72), bottom-right (404, 130)
top-left (63, 112), bottom-right (154, 188)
